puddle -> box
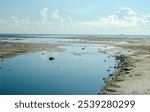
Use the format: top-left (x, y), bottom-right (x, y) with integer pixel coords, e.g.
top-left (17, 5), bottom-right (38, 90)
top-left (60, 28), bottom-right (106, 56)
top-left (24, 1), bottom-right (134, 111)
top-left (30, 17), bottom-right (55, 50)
top-left (0, 44), bottom-right (116, 95)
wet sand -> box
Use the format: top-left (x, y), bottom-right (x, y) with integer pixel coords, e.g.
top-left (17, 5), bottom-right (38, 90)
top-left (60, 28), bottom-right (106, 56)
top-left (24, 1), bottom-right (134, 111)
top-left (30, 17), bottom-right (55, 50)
top-left (0, 37), bottom-right (150, 95)
top-left (98, 38), bottom-right (150, 95)
top-left (0, 42), bottom-right (62, 61)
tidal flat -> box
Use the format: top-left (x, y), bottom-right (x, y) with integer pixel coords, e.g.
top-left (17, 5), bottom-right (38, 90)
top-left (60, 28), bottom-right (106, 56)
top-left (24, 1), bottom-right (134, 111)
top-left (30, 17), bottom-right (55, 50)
top-left (0, 37), bottom-right (150, 95)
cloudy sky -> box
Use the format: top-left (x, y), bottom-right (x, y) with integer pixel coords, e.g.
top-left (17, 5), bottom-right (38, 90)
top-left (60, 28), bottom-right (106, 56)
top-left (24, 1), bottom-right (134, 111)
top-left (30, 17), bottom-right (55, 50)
top-left (0, 0), bottom-right (150, 34)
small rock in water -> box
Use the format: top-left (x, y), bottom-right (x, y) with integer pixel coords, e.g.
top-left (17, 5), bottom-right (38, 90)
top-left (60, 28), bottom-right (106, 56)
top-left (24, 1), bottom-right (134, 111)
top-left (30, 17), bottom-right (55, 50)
top-left (8, 69), bottom-right (11, 71)
top-left (102, 78), bottom-right (106, 80)
top-left (49, 57), bottom-right (55, 61)
top-left (82, 47), bottom-right (85, 50)
top-left (107, 69), bottom-right (110, 72)
top-left (109, 74), bottom-right (113, 76)
top-left (41, 53), bottom-right (45, 55)
top-left (104, 60), bottom-right (107, 62)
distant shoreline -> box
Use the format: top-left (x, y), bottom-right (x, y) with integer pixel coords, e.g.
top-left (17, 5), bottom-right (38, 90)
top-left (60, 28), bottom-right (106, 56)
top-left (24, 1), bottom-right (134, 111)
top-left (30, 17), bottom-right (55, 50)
top-left (0, 34), bottom-right (150, 39)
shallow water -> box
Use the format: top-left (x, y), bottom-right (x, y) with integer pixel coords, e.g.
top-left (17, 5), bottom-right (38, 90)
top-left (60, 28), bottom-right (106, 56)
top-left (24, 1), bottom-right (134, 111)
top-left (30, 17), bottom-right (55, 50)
top-left (0, 37), bottom-right (78, 44)
top-left (0, 44), bottom-right (116, 95)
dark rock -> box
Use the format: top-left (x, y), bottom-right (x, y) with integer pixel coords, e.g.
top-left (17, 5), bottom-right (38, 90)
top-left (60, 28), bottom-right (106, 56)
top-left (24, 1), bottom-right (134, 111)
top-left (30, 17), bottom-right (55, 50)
top-left (82, 48), bottom-right (85, 50)
top-left (105, 88), bottom-right (116, 92)
top-left (102, 78), bottom-right (106, 80)
top-left (109, 74), bottom-right (113, 76)
top-left (125, 72), bottom-right (129, 74)
top-left (124, 68), bottom-right (131, 71)
top-left (41, 53), bottom-right (45, 55)
top-left (98, 92), bottom-right (101, 95)
top-left (107, 69), bottom-right (110, 71)
top-left (49, 57), bottom-right (55, 61)
top-left (104, 60), bottom-right (107, 62)
top-left (135, 74), bottom-right (141, 76)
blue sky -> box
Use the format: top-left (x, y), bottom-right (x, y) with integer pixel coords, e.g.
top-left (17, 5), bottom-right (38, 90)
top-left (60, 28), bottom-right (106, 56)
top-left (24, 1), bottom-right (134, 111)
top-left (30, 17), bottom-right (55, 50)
top-left (0, 0), bottom-right (150, 34)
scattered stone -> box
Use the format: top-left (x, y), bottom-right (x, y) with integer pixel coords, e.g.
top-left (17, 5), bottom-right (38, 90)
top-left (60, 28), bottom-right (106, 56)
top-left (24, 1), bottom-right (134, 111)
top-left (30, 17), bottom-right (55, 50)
top-left (115, 79), bottom-right (124, 82)
top-left (41, 53), bottom-right (45, 55)
top-left (98, 92), bottom-right (101, 95)
top-left (135, 74), bottom-right (141, 76)
top-left (125, 72), bottom-right (129, 74)
top-left (49, 57), bottom-right (55, 61)
top-left (105, 88), bottom-right (116, 92)
top-left (124, 67), bottom-right (132, 71)
top-left (107, 69), bottom-right (110, 72)
top-left (109, 74), bottom-right (113, 76)
top-left (82, 48), bottom-right (85, 50)
top-left (132, 92), bottom-right (136, 94)
top-left (109, 84), bottom-right (120, 88)
top-left (104, 60), bottom-right (107, 62)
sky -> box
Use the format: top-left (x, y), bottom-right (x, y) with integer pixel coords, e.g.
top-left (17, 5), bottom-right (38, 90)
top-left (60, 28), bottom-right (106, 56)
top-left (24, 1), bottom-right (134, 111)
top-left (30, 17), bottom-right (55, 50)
top-left (0, 0), bottom-right (150, 34)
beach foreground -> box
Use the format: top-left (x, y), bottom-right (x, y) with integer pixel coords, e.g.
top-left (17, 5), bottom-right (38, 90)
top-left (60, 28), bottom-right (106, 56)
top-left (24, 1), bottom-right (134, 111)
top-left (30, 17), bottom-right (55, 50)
top-left (0, 37), bottom-right (150, 95)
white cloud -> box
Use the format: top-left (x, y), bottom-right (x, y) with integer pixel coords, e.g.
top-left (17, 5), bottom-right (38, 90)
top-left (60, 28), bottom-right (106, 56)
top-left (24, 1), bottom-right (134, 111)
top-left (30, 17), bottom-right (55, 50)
top-left (0, 7), bottom-right (150, 34)
top-left (51, 9), bottom-right (64, 25)
top-left (72, 7), bottom-right (150, 34)
top-left (40, 7), bottom-right (48, 22)
top-left (115, 7), bottom-right (137, 17)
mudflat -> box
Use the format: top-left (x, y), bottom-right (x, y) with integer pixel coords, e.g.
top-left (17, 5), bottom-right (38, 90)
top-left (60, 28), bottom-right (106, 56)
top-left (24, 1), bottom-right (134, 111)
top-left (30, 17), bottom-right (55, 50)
top-left (0, 42), bottom-right (62, 61)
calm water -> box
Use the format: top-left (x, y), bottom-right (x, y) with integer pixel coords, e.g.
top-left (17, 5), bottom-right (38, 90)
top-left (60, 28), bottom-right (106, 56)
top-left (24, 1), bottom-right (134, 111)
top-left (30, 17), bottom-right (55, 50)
top-left (0, 44), bottom-right (116, 95)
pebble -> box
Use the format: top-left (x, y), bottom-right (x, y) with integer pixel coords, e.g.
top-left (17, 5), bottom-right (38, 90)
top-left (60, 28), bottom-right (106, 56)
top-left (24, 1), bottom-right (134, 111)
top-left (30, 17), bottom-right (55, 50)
top-left (49, 57), bottom-right (55, 61)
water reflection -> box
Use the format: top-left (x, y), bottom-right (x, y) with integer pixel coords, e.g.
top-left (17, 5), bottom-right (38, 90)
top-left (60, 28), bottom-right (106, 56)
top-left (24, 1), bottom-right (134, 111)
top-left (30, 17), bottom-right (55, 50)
top-left (0, 44), bottom-right (116, 95)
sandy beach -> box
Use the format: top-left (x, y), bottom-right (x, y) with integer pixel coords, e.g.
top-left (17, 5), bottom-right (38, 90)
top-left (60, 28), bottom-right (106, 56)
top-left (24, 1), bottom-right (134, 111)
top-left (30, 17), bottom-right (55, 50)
top-left (0, 37), bottom-right (150, 95)
top-left (98, 38), bottom-right (150, 95)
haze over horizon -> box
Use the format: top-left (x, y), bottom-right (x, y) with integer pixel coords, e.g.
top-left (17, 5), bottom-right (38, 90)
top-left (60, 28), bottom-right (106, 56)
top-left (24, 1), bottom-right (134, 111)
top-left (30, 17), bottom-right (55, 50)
top-left (0, 0), bottom-right (150, 35)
